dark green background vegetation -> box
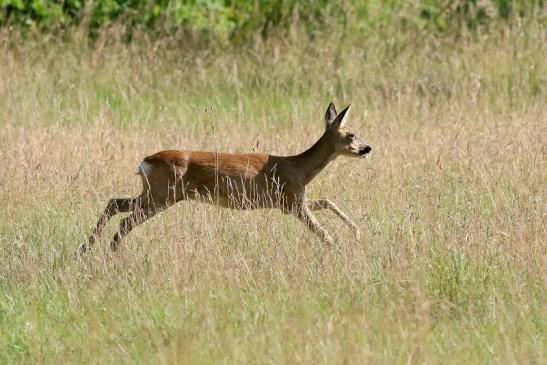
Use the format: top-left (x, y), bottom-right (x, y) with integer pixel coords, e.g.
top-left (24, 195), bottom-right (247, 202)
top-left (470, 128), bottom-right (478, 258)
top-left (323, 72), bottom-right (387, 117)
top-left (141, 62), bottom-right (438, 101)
top-left (0, 0), bottom-right (544, 43)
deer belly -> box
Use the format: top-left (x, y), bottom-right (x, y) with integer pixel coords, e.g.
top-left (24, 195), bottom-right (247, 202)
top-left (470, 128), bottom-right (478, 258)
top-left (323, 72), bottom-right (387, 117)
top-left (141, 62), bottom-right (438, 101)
top-left (181, 175), bottom-right (280, 210)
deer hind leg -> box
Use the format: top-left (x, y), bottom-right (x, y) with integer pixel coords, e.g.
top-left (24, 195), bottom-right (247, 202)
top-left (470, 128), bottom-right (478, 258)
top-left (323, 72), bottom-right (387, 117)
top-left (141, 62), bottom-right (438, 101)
top-left (109, 190), bottom-right (176, 252)
top-left (109, 211), bottom-right (150, 252)
top-left (306, 199), bottom-right (360, 240)
top-left (296, 205), bottom-right (335, 246)
top-left (78, 198), bottom-right (137, 254)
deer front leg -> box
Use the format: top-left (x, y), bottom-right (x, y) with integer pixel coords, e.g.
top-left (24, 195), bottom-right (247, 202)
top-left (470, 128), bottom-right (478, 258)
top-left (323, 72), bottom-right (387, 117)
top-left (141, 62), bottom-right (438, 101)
top-left (296, 205), bottom-right (335, 246)
top-left (306, 199), bottom-right (360, 240)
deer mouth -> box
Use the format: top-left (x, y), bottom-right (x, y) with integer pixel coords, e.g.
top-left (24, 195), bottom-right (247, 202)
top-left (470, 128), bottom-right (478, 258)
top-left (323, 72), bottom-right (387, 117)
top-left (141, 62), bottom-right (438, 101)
top-left (359, 146), bottom-right (372, 158)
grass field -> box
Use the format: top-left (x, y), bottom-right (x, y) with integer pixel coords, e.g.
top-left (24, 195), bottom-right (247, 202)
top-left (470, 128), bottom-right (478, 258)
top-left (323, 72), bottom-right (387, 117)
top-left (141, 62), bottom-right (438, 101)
top-left (0, 21), bottom-right (545, 364)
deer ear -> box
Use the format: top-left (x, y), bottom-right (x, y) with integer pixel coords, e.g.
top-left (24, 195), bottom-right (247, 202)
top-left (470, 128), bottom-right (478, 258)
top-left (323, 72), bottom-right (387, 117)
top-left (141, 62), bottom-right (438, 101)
top-left (331, 104), bottom-right (351, 130)
top-left (325, 102), bottom-right (337, 125)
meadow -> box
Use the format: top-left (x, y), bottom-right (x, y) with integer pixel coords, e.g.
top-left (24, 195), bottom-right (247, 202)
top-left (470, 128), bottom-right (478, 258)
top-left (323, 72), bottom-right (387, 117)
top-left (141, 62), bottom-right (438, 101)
top-left (0, 13), bottom-right (545, 364)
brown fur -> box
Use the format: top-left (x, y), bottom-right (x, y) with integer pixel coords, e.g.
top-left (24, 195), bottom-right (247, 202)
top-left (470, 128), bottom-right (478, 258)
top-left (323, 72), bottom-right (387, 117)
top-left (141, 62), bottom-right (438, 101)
top-left (141, 150), bottom-right (304, 210)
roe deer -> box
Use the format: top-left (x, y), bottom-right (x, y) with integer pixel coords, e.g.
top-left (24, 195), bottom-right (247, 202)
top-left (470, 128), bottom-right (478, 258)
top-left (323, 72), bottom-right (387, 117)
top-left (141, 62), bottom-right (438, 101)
top-left (78, 103), bottom-right (371, 254)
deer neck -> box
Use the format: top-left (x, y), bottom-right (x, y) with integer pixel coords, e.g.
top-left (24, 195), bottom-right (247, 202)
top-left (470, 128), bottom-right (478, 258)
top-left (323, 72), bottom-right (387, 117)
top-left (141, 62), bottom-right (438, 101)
top-left (289, 132), bottom-right (337, 185)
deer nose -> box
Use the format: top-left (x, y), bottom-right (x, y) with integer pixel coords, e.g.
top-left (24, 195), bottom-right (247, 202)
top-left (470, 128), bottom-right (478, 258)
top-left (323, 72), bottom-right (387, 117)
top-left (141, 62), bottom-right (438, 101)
top-left (362, 146), bottom-right (372, 154)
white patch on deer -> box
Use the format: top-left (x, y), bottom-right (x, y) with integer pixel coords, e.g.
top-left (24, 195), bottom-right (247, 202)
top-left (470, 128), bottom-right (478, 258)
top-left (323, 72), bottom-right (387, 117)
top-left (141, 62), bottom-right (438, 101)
top-left (137, 161), bottom-right (153, 176)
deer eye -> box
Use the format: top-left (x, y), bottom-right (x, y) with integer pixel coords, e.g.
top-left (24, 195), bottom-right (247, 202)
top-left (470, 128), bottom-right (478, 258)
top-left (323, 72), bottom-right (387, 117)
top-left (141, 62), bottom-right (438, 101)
top-left (346, 133), bottom-right (355, 139)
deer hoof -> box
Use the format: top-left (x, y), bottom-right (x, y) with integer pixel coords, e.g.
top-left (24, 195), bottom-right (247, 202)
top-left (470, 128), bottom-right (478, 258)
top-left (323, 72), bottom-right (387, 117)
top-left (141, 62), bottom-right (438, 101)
top-left (324, 235), bottom-right (335, 246)
top-left (354, 228), bottom-right (361, 240)
top-left (75, 243), bottom-right (88, 257)
top-left (110, 241), bottom-right (119, 252)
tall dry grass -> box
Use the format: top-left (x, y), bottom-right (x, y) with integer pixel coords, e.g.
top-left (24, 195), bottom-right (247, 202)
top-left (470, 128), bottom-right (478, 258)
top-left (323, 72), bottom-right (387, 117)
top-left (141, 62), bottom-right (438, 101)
top-left (0, 21), bottom-right (545, 364)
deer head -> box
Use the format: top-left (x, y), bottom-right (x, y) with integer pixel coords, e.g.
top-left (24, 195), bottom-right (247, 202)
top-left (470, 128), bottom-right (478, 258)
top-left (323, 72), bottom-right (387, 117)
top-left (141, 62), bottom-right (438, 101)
top-left (324, 103), bottom-right (371, 158)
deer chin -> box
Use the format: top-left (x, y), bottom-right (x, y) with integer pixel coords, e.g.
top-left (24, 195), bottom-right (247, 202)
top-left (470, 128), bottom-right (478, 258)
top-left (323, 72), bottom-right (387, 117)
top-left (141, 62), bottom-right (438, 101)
top-left (342, 150), bottom-right (363, 158)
